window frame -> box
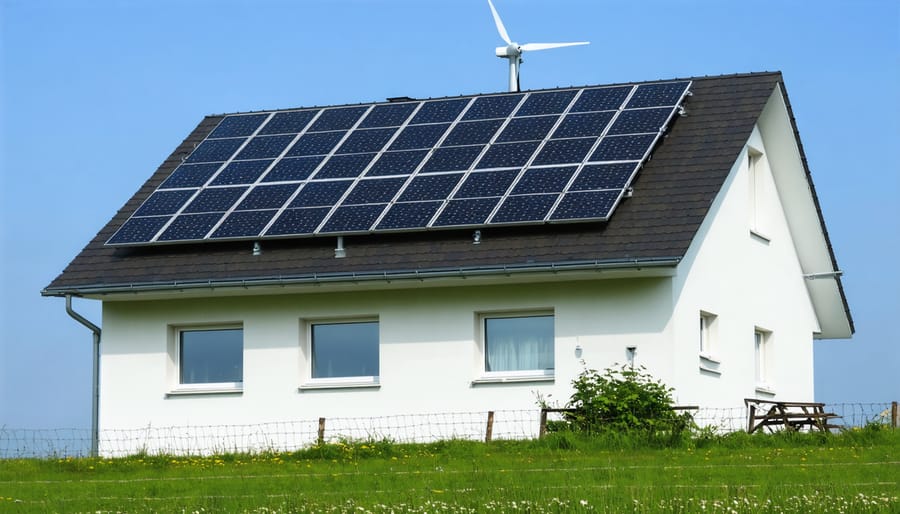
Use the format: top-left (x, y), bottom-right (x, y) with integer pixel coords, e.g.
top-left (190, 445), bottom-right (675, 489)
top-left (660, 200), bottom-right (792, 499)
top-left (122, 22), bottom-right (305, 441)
top-left (475, 311), bottom-right (555, 383)
top-left (301, 318), bottom-right (381, 390)
top-left (170, 324), bottom-right (244, 395)
top-left (747, 148), bottom-right (771, 242)
top-left (699, 311), bottom-right (719, 362)
top-left (754, 327), bottom-right (774, 392)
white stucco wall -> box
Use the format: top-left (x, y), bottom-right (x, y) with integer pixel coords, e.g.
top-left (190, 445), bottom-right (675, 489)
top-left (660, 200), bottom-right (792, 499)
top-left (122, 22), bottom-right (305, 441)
top-left (98, 276), bottom-right (678, 454)
top-left (668, 121), bottom-right (820, 408)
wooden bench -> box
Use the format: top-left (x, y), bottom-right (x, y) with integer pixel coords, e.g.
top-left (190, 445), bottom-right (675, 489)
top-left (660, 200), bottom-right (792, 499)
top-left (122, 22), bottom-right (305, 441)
top-left (745, 398), bottom-right (842, 433)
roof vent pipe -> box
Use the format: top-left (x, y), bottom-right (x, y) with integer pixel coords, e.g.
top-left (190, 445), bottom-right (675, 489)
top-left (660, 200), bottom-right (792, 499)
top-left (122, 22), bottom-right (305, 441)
top-left (335, 236), bottom-right (346, 258)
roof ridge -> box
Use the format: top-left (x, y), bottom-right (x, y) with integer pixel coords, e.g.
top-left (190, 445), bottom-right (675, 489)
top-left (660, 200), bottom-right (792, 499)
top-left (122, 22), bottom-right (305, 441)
top-left (204, 71), bottom-right (783, 118)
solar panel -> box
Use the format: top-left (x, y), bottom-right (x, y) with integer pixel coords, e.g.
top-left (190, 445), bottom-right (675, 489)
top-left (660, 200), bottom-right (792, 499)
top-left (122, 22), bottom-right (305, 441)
top-left (208, 113), bottom-right (268, 139)
top-left (107, 80), bottom-right (691, 245)
top-left (258, 110), bottom-right (318, 135)
top-left (210, 160), bottom-right (273, 186)
top-left (211, 210), bottom-right (278, 238)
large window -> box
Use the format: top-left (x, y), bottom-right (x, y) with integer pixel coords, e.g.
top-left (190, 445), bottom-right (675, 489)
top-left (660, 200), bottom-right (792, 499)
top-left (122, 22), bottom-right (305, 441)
top-left (311, 321), bottom-right (379, 381)
top-left (178, 327), bottom-right (243, 387)
top-left (483, 314), bottom-right (554, 375)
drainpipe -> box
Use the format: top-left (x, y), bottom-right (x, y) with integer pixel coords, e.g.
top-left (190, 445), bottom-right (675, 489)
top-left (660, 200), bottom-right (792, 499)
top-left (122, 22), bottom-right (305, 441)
top-left (65, 295), bottom-right (100, 458)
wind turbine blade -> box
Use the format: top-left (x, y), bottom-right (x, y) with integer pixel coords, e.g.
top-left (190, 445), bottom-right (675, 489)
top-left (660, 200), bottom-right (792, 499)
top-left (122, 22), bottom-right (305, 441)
top-left (520, 41), bottom-right (590, 52)
top-left (487, 0), bottom-right (512, 45)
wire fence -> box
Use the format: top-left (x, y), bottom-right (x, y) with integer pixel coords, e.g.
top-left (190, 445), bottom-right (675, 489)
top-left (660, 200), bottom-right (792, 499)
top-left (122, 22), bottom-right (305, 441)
top-left (1, 402), bottom-right (894, 459)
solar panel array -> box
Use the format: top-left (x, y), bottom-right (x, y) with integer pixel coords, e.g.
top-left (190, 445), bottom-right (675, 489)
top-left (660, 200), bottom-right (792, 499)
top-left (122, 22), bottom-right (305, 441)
top-left (107, 80), bottom-right (691, 245)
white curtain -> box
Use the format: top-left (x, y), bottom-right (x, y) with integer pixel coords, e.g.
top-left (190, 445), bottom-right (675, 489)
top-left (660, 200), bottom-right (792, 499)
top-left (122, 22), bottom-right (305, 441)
top-left (486, 333), bottom-right (553, 372)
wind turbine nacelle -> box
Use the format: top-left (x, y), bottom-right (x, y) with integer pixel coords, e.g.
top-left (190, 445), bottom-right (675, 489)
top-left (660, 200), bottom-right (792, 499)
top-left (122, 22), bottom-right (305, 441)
top-left (495, 44), bottom-right (521, 58)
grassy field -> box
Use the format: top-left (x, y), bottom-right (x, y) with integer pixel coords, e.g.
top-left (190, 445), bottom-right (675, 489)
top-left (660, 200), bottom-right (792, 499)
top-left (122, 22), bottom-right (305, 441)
top-left (1, 428), bottom-right (898, 513)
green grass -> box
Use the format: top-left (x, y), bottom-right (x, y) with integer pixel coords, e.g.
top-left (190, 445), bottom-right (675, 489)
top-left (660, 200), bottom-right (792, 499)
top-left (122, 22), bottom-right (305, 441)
top-left (1, 428), bottom-right (898, 513)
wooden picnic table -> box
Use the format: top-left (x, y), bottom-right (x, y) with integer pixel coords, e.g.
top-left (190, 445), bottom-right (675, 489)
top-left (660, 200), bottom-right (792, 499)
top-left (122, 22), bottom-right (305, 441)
top-left (744, 398), bottom-right (842, 433)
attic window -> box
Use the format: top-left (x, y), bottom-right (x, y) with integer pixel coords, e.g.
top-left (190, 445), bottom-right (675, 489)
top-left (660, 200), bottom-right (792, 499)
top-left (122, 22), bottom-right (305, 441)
top-left (747, 148), bottom-right (770, 241)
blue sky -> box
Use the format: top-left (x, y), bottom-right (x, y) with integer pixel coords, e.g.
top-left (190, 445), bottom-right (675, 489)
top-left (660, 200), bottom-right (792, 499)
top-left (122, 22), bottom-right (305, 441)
top-left (1, 0), bottom-right (898, 429)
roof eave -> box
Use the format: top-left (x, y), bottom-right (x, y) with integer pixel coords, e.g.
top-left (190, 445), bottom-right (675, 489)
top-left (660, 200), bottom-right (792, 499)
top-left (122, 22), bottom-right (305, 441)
top-left (759, 80), bottom-right (854, 338)
top-left (41, 257), bottom-right (681, 300)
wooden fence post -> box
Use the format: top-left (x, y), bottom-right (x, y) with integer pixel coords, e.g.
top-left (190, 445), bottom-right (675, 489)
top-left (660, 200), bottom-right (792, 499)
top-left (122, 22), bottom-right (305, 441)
top-left (892, 401), bottom-right (898, 429)
top-left (485, 411), bottom-right (494, 443)
top-left (318, 417), bottom-right (326, 444)
top-left (539, 409), bottom-right (548, 438)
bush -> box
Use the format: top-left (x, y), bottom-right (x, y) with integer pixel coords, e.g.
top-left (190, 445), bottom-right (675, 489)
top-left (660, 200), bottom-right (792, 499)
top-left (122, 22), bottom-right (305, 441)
top-left (565, 364), bottom-right (692, 435)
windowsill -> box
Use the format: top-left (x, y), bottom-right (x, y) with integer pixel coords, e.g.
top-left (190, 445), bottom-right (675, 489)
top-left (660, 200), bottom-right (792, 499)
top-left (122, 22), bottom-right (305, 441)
top-left (299, 377), bottom-right (380, 391)
top-left (699, 352), bottom-right (721, 364)
top-left (472, 373), bottom-right (554, 385)
top-left (699, 364), bottom-right (721, 376)
top-left (749, 229), bottom-right (771, 244)
top-left (167, 386), bottom-right (243, 397)
top-left (755, 384), bottom-right (777, 396)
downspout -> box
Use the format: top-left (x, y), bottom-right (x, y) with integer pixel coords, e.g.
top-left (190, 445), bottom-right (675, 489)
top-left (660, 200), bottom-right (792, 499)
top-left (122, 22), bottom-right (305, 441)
top-left (65, 295), bottom-right (100, 458)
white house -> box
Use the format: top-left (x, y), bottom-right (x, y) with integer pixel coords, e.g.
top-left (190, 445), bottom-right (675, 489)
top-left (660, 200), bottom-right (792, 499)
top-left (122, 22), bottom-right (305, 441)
top-left (44, 72), bottom-right (852, 456)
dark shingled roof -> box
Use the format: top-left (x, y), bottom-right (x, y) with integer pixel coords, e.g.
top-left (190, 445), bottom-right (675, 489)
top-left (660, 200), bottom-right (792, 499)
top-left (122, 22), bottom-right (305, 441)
top-left (42, 72), bottom-right (849, 328)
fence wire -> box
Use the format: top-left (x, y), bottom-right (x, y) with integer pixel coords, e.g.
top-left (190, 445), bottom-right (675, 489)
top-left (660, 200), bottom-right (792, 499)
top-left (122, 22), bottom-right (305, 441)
top-left (1, 402), bottom-right (893, 459)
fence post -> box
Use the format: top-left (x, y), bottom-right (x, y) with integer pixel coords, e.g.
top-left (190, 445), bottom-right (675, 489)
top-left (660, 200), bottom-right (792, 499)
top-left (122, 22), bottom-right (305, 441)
top-left (318, 417), bottom-right (326, 444)
top-left (485, 411), bottom-right (494, 443)
top-left (892, 402), bottom-right (898, 429)
top-left (539, 409), bottom-right (548, 438)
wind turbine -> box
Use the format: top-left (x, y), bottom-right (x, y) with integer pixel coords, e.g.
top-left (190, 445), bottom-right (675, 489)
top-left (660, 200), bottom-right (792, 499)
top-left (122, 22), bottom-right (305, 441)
top-left (488, 0), bottom-right (589, 92)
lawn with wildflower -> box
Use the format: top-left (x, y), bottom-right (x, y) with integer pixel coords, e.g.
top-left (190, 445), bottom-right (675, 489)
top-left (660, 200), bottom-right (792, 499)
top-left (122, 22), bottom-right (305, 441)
top-left (1, 428), bottom-right (897, 513)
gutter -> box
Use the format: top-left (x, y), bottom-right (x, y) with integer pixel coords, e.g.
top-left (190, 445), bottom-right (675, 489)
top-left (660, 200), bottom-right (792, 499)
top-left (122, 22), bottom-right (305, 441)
top-left (65, 295), bottom-right (100, 458)
top-left (43, 257), bottom-right (681, 297)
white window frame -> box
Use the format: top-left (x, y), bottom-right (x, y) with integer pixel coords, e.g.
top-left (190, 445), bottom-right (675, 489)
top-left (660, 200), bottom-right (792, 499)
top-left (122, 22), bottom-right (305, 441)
top-left (754, 327), bottom-right (774, 392)
top-left (699, 311), bottom-right (719, 362)
top-left (169, 324), bottom-right (243, 395)
top-left (300, 318), bottom-right (380, 390)
top-left (747, 148), bottom-right (770, 242)
top-left (474, 311), bottom-right (555, 384)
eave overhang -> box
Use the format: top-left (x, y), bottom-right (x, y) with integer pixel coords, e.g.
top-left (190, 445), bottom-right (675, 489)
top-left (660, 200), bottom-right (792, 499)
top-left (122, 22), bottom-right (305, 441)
top-left (41, 257), bottom-right (680, 301)
top-left (758, 83), bottom-right (854, 339)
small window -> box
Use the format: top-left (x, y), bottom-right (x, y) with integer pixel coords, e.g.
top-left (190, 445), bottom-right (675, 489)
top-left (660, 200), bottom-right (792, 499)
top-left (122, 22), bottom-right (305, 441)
top-left (754, 328), bottom-right (771, 386)
top-left (748, 151), bottom-right (760, 230)
top-left (311, 321), bottom-right (379, 380)
top-left (483, 314), bottom-right (554, 376)
top-left (747, 149), bottom-right (770, 240)
top-left (178, 327), bottom-right (243, 387)
top-left (699, 312), bottom-right (717, 358)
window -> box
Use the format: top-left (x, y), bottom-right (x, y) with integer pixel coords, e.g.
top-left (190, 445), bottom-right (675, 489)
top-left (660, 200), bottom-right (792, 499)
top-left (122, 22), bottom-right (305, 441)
top-left (748, 151), bottom-right (760, 231)
top-left (177, 327), bottom-right (243, 389)
top-left (699, 312), bottom-right (716, 358)
top-left (754, 328), bottom-right (771, 387)
top-left (483, 314), bottom-right (554, 377)
top-left (747, 149), bottom-right (770, 240)
top-left (310, 321), bottom-right (379, 382)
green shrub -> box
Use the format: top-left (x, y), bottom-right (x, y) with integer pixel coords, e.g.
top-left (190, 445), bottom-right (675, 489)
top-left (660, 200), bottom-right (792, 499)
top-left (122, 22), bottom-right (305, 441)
top-left (565, 364), bottom-right (692, 435)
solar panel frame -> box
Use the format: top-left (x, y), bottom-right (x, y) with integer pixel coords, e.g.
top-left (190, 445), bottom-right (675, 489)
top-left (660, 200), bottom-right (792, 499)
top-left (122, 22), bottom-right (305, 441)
top-left (106, 80), bottom-right (692, 245)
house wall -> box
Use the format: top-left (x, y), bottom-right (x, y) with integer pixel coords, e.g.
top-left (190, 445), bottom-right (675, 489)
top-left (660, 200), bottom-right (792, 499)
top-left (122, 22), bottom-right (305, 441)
top-left (668, 121), bottom-right (820, 408)
top-left (98, 276), bottom-right (676, 454)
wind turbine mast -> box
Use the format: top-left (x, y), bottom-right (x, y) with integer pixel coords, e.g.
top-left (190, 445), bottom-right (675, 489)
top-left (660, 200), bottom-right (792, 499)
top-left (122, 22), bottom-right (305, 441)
top-left (487, 0), bottom-right (589, 92)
